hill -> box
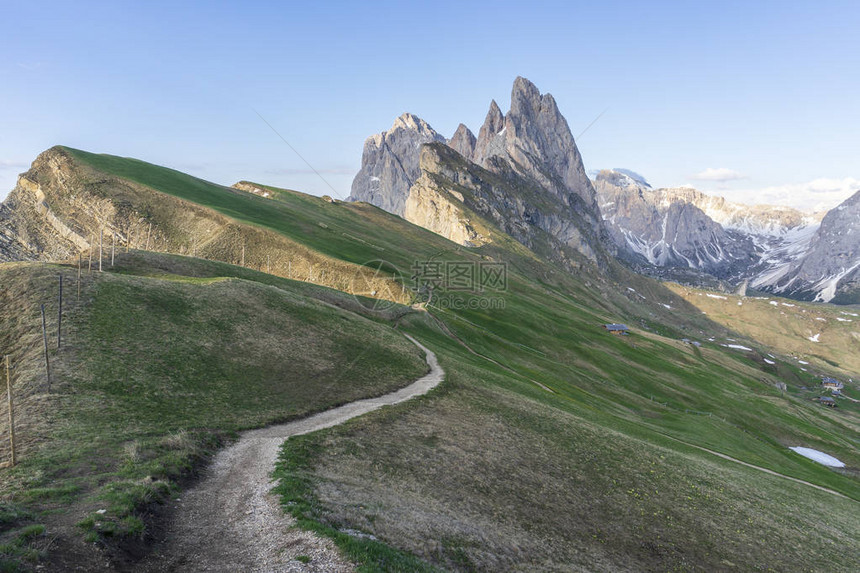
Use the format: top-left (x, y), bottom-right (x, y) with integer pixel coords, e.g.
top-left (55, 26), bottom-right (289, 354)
top-left (0, 147), bottom-right (858, 571)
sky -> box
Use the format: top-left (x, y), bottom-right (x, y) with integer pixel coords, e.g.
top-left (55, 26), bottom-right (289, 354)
top-left (1, 0), bottom-right (859, 213)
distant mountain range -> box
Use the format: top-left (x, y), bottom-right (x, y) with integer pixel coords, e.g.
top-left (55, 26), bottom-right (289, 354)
top-left (347, 77), bottom-right (860, 304)
top-left (592, 169), bottom-right (859, 302)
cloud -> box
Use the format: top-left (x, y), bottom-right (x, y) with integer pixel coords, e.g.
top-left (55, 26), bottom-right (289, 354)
top-left (691, 167), bottom-right (746, 182)
top-left (719, 177), bottom-right (860, 212)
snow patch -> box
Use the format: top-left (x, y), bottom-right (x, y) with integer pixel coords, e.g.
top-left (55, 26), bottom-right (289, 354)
top-left (769, 301), bottom-right (779, 306)
top-left (764, 358), bottom-right (775, 365)
top-left (789, 447), bottom-right (845, 467)
top-left (836, 317), bottom-right (853, 322)
top-left (706, 294), bottom-right (727, 300)
top-left (725, 344), bottom-right (753, 351)
top-left (807, 334), bottom-right (820, 342)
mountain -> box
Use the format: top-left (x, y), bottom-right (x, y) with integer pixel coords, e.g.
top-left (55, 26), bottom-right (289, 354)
top-left (349, 112), bottom-right (446, 216)
top-left (1, 146), bottom-right (859, 573)
top-left (591, 169), bottom-right (855, 301)
top-left (351, 77), bottom-right (610, 266)
top-left (593, 170), bottom-right (757, 277)
top-left (752, 190), bottom-right (860, 303)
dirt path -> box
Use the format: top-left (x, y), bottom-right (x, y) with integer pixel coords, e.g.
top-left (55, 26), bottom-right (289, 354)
top-left (134, 334), bottom-right (444, 573)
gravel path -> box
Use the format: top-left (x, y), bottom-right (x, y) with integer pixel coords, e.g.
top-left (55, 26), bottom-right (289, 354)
top-left (134, 334), bottom-right (443, 572)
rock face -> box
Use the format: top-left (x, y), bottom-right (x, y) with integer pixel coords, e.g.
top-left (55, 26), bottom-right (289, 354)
top-left (348, 113), bottom-right (446, 216)
top-left (473, 77), bottom-right (601, 225)
top-left (349, 77), bottom-right (608, 265)
top-left (0, 149), bottom-right (95, 262)
top-left (591, 168), bottom-right (860, 302)
top-left (448, 124), bottom-right (476, 161)
top-left (753, 190), bottom-right (860, 302)
top-left (404, 143), bottom-right (605, 268)
top-left (594, 170), bottom-right (758, 276)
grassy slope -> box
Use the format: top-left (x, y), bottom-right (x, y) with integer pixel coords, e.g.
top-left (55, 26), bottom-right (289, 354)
top-left (667, 283), bottom-right (860, 377)
top-left (0, 258), bottom-right (426, 570)
top-left (5, 149), bottom-right (858, 571)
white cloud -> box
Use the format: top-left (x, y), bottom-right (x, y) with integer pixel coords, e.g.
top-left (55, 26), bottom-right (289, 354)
top-left (718, 177), bottom-right (860, 212)
top-left (691, 167), bottom-right (746, 182)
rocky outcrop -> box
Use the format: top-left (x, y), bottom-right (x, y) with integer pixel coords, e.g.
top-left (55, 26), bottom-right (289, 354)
top-left (0, 149), bottom-right (96, 262)
top-left (472, 100), bottom-right (505, 164)
top-left (473, 77), bottom-right (600, 224)
top-left (348, 113), bottom-right (446, 216)
top-left (403, 179), bottom-right (486, 248)
top-left (448, 124), bottom-right (476, 161)
top-left (349, 78), bottom-right (609, 265)
top-left (404, 143), bottom-right (604, 268)
top-left (754, 190), bottom-right (860, 302)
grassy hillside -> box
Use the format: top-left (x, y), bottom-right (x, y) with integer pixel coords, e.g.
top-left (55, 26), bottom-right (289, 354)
top-left (2, 149), bottom-right (858, 571)
top-left (667, 283), bottom-right (860, 377)
top-left (0, 258), bottom-right (427, 570)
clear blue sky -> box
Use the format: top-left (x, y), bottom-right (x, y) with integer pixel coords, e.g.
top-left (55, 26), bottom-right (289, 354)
top-left (2, 0), bottom-right (858, 211)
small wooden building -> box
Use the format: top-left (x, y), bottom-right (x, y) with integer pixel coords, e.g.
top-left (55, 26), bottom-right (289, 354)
top-left (818, 396), bottom-right (837, 408)
top-left (821, 377), bottom-right (844, 391)
top-left (603, 324), bottom-right (630, 335)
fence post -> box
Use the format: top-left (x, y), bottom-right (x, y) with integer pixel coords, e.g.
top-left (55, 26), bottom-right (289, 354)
top-left (57, 274), bottom-right (63, 349)
top-left (41, 304), bottom-right (51, 390)
top-left (111, 232), bottom-right (116, 267)
top-left (78, 253), bottom-right (82, 301)
top-left (5, 356), bottom-right (14, 467)
top-left (88, 234), bottom-right (93, 274)
top-left (99, 228), bottom-right (103, 272)
top-left (146, 222), bottom-right (152, 251)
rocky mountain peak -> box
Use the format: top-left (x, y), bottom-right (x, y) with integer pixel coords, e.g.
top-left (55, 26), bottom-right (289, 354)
top-left (391, 112), bottom-right (437, 136)
top-left (448, 123), bottom-right (477, 161)
top-left (348, 112), bottom-right (446, 216)
top-left (349, 77), bottom-right (606, 261)
top-left (473, 100), bottom-right (505, 163)
top-left (483, 77), bottom-right (599, 219)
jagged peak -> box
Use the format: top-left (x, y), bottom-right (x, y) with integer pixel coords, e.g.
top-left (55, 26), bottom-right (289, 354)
top-left (448, 123), bottom-right (477, 160)
top-left (391, 112), bottom-right (439, 136)
top-left (511, 76), bottom-right (541, 106)
top-left (485, 100), bottom-right (505, 131)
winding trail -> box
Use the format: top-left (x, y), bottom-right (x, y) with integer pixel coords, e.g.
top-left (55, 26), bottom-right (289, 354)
top-left (134, 334), bottom-right (443, 573)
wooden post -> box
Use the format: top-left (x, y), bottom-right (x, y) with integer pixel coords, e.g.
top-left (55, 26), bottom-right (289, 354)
top-left (288, 260), bottom-right (291, 278)
top-left (5, 356), bottom-right (14, 467)
top-left (145, 222), bottom-right (152, 251)
top-left (111, 232), bottom-right (116, 267)
top-left (266, 255), bottom-right (270, 274)
top-left (241, 241), bottom-right (245, 267)
top-left (99, 229), bottom-right (103, 272)
top-left (57, 274), bottom-right (63, 349)
top-left (41, 305), bottom-right (51, 390)
top-left (88, 234), bottom-right (93, 274)
top-left (78, 253), bottom-right (82, 301)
